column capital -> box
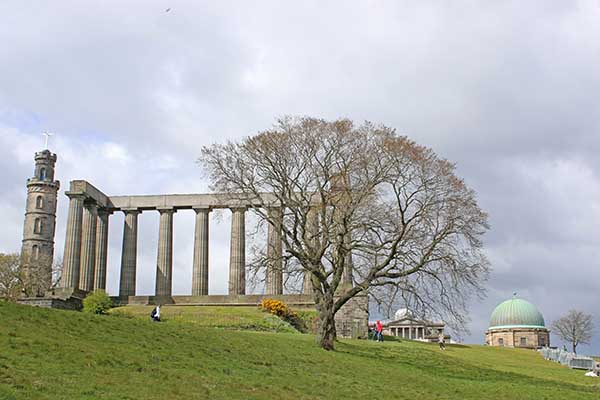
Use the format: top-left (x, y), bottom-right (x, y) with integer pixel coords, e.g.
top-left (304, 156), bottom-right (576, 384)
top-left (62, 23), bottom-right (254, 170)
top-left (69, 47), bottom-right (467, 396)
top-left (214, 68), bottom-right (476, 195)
top-left (229, 206), bottom-right (248, 212)
top-left (122, 208), bottom-right (141, 215)
top-left (97, 208), bottom-right (114, 217)
top-left (193, 206), bottom-right (212, 213)
top-left (65, 191), bottom-right (87, 200)
top-left (157, 206), bottom-right (176, 214)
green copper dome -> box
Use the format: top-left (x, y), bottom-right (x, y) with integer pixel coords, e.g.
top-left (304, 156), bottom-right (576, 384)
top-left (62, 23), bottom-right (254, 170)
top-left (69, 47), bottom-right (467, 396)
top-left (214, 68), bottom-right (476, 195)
top-left (488, 297), bottom-right (546, 330)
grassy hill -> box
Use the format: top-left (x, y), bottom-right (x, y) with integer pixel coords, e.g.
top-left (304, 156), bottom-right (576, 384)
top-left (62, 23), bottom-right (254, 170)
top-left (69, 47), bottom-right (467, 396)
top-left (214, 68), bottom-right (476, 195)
top-left (1, 301), bottom-right (598, 400)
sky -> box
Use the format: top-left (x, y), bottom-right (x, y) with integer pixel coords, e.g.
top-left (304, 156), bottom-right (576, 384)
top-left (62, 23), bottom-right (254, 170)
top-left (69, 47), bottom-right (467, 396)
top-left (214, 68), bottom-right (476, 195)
top-left (1, 1), bottom-right (599, 353)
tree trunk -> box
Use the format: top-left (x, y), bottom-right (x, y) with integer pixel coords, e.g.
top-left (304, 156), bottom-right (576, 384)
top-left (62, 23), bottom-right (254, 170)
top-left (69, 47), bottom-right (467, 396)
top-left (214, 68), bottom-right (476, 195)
top-left (316, 292), bottom-right (337, 350)
top-left (572, 343), bottom-right (577, 354)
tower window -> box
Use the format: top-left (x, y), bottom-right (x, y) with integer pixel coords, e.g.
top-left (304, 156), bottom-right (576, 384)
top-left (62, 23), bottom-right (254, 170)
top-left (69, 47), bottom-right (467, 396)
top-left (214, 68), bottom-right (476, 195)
top-left (520, 337), bottom-right (527, 347)
top-left (32, 245), bottom-right (39, 260)
top-left (498, 338), bottom-right (504, 346)
top-left (34, 218), bottom-right (43, 234)
top-left (36, 196), bottom-right (44, 209)
top-left (40, 167), bottom-right (46, 180)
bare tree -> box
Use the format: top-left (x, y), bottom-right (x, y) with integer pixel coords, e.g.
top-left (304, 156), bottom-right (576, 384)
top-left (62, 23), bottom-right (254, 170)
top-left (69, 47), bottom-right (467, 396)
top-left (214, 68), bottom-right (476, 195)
top-left (199, 117), bottom-right (490, 350)
top-left (552, 310), bottom-right (594, 354)
top-left (19, 253), bottom-right (63, 297)
top-left (0, 253), bottom-right (21, 300)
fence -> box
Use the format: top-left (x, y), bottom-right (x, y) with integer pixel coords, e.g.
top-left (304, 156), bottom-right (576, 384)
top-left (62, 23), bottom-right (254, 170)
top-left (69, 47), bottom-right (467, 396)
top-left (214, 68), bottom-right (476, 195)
top-left (539, 347), bottom-right (598, 370)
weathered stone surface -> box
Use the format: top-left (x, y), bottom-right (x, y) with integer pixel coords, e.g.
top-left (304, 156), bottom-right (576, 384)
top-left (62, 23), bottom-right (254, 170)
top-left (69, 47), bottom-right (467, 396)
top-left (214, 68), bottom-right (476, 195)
top-left (111, 294), bottom-right (316, 307)
top-left (119, 209), bottom-right (139, 297)
top-left (93, 210), bottom-right (110, 290)
top-left (20, 151), bottom-right (60, 296)
top-left (17, 297), bottom-right (82, 311)
top-left (192, 207), bottom-right (210, 296)
top-left (62, 194), bottom-right (84, 289)
top-left (266, 208), bottom-right (283, 295)
top-left (78, 202), bottom-right (97, 292)
top-left (334, 294), bottom-right (369, 339)
top-left (155, 208), bottom-right (175, 296)
top-left (228, 207), bottom-right (246, 295)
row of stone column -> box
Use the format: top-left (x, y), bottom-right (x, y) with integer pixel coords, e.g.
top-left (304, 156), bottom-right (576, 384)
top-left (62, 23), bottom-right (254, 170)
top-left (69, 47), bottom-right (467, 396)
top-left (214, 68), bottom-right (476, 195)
top-left (61, 194), bottom-right (110, 292)
top-left (393, 326), bottom-right (427, 339)
top-left (60, 194), bottom-right (286, 297)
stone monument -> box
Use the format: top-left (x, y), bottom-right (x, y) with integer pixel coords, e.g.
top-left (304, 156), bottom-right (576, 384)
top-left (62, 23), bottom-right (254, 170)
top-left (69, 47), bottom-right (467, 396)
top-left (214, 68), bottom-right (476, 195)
top-left (19, 149), bottom-right (60, 296)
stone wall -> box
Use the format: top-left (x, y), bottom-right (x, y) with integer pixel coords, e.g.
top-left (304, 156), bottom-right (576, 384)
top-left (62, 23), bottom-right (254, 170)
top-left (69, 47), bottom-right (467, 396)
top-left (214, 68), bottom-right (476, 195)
top-left (485, 328), bottom-right (550, 348)
top-left (17, 296), bottom-right (82, 311)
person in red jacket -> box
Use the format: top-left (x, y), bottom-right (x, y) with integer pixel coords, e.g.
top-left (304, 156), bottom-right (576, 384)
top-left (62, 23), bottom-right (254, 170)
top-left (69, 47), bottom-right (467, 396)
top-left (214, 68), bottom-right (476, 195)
top-left (376, 320), bottom-right (384, 342)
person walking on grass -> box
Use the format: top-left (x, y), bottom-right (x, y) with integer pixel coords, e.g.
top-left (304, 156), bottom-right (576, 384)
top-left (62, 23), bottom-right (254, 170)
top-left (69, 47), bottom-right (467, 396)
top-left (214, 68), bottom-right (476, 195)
top-left (438, 330), bottom-right (446, 350)
top-left (376, 320), bottom-right (384, 342)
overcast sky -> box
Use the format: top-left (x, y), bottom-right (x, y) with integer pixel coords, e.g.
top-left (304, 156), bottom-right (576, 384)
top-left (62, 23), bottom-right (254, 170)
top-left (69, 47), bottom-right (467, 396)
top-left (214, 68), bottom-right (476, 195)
top-left (1, 1), bottom-right (599, 353)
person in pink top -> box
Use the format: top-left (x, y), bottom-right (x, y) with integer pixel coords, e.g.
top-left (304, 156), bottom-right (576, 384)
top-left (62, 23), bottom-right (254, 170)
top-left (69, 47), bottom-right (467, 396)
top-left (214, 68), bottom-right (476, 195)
top-left (376, 320), bottom-right (384, 342)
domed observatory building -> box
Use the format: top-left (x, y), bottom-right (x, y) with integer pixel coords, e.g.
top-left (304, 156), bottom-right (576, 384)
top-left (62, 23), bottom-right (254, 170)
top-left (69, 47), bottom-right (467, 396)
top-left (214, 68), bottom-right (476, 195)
top-left (485, 296), bottom-right (550, 348)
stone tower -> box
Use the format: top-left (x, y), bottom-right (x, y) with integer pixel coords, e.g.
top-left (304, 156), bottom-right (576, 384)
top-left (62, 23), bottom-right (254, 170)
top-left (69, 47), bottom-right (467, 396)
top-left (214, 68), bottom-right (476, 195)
top-left (20, 149), bottom-right (60, 296)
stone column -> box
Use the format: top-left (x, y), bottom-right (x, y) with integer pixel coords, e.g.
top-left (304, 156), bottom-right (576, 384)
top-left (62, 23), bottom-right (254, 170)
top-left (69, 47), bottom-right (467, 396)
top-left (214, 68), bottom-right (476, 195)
top-left (228, 207), bottom-right (246, 295)
top-left (266, 208), bottom-right (283, 295)
top-left (155, 208), bottom-right (175, 296)
top-left (78, 202), bottom-right (98, 292)
top-left (119, 209), bottom-right (140, 297)
top-left (61, 193), bottom-right (85, 289)
top-left (303, 208), bottom-right (318, 294)
top-left (93, 209), bottom-right (111, 290)
top-left (192, 207), bottom-right (210, 296)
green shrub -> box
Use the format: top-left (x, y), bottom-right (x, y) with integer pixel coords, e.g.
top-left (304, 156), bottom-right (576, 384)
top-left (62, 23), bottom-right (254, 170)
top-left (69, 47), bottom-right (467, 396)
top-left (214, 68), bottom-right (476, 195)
top-left (82, 290), bottom-right (112, 314)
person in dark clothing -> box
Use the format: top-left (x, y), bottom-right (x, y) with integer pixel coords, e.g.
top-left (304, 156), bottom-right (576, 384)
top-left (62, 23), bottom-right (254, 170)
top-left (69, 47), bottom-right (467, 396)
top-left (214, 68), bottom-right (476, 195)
top-left (150, 304), bottom-right (161, 322)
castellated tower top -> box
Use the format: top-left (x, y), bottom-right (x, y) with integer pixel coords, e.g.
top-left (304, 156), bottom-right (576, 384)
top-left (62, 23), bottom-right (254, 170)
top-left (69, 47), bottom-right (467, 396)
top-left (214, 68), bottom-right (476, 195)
top-left (29, 149), bottom-right (59, 185)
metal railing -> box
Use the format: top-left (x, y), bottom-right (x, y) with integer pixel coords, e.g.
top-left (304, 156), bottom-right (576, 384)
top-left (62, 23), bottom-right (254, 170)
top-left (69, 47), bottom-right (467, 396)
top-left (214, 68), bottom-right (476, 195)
top-left (539, 347), bottom-right (598, 370)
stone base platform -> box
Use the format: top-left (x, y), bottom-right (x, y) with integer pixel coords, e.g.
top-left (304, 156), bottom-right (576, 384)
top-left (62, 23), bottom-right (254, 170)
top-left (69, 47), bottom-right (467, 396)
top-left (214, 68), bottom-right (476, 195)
top-left (111, 294), bottom-right (317, 308)
top-left (17, 287), bottom-right (86, 311)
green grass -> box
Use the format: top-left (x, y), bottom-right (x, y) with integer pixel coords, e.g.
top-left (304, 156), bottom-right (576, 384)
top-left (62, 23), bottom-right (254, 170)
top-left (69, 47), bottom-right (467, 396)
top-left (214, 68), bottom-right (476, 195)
top-left (110, 305), bottom-right (301, 333)
top-left (1, 301), bottom-right (598, 400)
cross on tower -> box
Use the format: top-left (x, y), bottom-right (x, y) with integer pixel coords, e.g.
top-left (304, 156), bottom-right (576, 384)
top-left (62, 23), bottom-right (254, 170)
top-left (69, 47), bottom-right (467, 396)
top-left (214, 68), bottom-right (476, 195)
top-left (43, 132), bottom-right (54, 149)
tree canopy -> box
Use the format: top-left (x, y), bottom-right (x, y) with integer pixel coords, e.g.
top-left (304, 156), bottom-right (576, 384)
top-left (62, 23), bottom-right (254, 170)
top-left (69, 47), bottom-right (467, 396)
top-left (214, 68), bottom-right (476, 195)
top-left (200, 117), bottom-right (490, 349)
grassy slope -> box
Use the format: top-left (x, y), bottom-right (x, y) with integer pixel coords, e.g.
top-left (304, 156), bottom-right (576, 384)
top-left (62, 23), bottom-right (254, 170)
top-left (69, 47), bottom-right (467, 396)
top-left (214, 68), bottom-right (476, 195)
top-left (1, 302), bottom-right (598, 400)
top-left (109, 305), bottom-right (302, 333)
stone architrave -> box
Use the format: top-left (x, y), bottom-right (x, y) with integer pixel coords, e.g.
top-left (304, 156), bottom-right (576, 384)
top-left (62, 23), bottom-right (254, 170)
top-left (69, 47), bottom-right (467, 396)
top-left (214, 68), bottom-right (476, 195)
top-left (93, 209), bottom-right (111, 290)
top-left (78, 202), bottom-right (98, 292)
top-left (228, 207), bottom-right (246, 295)
top-left (62, 193), bottom-right (85, 289)
top-left (155, 208), bottom-right (175, 296)
top-left (119, 209), bottom-right (140, 297)
top-left (192, 207), bottom-right (210, 296)
top-left (266, 208), bottom-right (283, 295)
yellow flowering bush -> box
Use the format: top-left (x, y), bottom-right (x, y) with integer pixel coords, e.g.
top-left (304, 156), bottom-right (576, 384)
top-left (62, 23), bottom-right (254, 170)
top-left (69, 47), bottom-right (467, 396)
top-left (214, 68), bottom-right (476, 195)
top-left (260, 298), bottom-right (307, 333)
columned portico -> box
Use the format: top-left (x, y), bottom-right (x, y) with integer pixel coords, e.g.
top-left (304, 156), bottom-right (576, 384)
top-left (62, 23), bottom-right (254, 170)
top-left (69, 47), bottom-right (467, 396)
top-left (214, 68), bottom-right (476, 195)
top-left (155, 208), bottom-right (175, 296)
top-left (266, 208), bottom-right (283, 295)
top-left (192, 207), bottom-right (210, 295)
top-left (119, 209), bottom-right (140, 297)
top-left (78, 202), bottom-right (98, 292)
top-left (62, 193), bottom-right (85, 289)
top-left (229, 207), bottom-right (246, 295)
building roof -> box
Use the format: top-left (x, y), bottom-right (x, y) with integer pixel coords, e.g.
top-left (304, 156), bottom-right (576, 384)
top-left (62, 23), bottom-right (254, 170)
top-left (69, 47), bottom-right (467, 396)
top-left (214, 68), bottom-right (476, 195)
top-left (488, 297), bottom-right (546, 330)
